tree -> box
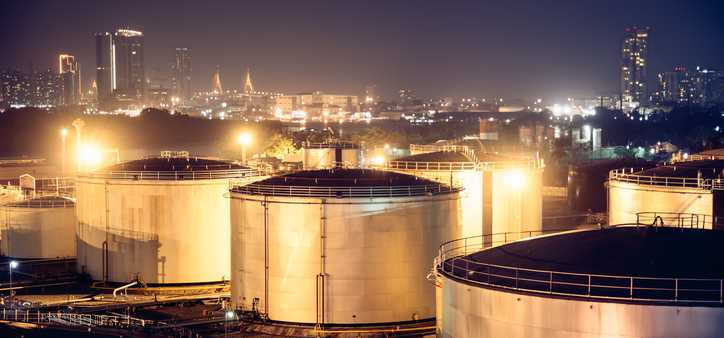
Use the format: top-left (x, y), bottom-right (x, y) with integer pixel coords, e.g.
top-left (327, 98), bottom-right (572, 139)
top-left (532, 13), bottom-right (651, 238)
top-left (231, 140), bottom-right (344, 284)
top-left (265, 133), bottom-right (298, 159)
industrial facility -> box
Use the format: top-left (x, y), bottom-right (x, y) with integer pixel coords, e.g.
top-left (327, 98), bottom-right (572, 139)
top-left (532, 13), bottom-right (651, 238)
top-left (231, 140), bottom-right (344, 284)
top-left (388, 146), bottom-right (543, 238)
top-left (302, 141), bottom-right (361, 169)
top-left (608, 149), bottom-right (724, 227)
top-left (0, 195), bottom-right (76, 259)
top-left (75, 154), bottom-right (261, 284)
top-left (229, 168), bottom-right (461, 325)
top-left (435, 223), bottom-right (724, 337)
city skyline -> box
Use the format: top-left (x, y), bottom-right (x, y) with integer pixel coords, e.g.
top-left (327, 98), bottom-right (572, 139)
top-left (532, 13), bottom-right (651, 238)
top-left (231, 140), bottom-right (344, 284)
top-left (1, 0), bottom-right (723, 101)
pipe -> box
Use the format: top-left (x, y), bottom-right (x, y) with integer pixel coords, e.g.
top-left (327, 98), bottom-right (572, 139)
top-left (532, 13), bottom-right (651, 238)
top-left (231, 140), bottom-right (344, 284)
top-left (113, 281), bottom-right (138, 298)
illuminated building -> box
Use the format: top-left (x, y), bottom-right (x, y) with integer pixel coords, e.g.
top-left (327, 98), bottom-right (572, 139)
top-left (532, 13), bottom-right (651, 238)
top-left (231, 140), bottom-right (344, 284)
top-left (170, 47), bottom-right (192, 103)
top-left (58, 54), bottom-right (81, 105)
top-left (32, 69), bottom-right (62, 107)
top-left (655, 66), bottom-right (723, 105)
top-left (0, 69), bottom-right (31, 107)
top-left (95, 28), bottom-right (145, 104)
top-left (95, 32), bottom-right (114, 102)
top-left (274, 91), bottom-right (359, 119)
top-left (620, 26), bottom-right (649, 108)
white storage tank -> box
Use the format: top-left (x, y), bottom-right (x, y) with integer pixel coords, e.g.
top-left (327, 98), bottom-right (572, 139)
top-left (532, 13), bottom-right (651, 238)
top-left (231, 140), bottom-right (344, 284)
top-left (435, 226), bottom-right (724, 338)
top-left (1, 196), bottom-right (76, 259)
top-left (302, 142), bottom-right (360, 169)
top-left (608, 151), bottom-right (724, 227)
top-left (75, 156), bottom-right (260, 284)
top-left (388, 151), bottom-right (543, 239)
top-left (230, 168), bottom-right (461, 325)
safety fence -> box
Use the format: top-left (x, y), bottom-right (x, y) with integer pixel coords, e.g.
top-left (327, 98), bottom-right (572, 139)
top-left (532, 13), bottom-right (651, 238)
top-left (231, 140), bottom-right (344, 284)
top-left (436, 227), bottom-right (724, 304)
top-left (232, 182), bottom-right (461, 198)
top-left (609, 168), bottom-right (723, 190)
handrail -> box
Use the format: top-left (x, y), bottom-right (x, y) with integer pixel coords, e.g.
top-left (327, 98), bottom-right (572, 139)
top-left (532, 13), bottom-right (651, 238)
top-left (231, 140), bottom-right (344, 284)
top-left (435, 226), bottom-right (724, 304)
top-left (3, 199), bottom-right (75, 208)
top-left (77, 168), bottom-right (261, 181)
top-left (304, 141), bottom-right (359, 149)
top-left (387, 160), bottom-right (477, 171)
top-left (635, 212), bottom-right (723, 229)
top-left (231, 183), bottom-right (461, 198)
top-left (609, 168), bottom-right (714, 190)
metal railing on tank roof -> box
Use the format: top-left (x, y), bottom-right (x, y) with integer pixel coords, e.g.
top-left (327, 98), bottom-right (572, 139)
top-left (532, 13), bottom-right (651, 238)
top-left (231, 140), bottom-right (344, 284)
top-left (4, 198), bottom-right (75, 208)
top-left (635, 212), bottom-right (723, 229)
top-left (232, 182), bottom-right (461, 198)
top-left (78, 168), bottom-right (261, 181)
top-left (386, 160), bottom-right (477, 171)
top-left (303, 141), bottom-right (359, 149)
top-left (435, 226), bottom-right (724, 305)
top-left (609, 168), bottom-right (715, 190)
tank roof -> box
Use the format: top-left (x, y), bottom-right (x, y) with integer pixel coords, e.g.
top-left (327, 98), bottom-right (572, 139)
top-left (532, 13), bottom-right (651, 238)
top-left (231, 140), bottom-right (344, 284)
top-left (468, 227), bottom-right (724, 279)
top-left (101, 157), bottom-right (249, 172)
top-left (440, 226), bottom-right (724, 305)
top-left (4, 195), bottom-right (74, 208)
top-left (636, 160), bottom-right (724, 180)
top-left (232, 168), bottom-right (460, 198)
top-left (77, 157), bottom-right (258, 181)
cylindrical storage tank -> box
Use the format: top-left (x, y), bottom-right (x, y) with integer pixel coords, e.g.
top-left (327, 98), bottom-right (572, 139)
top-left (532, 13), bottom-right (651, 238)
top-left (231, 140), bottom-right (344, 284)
top-left (388, 151), bottom-right (543, 239)
top-left (608, 156), bottom-right (723, 227)
top-left (75, 156), bottom-right (260, 284)
top-left (302, 142), bottom-right (360, 169)
top-left (387, 151), bottom-right (481, 238)
top-left (435, 227), bottom-right (724, 338)
top-left (567, 159), bottom-right (653, 212)
top-left (230, 169), bottom-right (461, 325)
top-left (1, 196), bottom-right (76, 259)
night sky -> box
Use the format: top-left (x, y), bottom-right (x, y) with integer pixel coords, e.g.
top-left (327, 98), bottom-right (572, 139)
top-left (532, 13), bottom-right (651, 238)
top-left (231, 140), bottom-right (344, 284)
top-left (1, 0), bottom-right (723, 101)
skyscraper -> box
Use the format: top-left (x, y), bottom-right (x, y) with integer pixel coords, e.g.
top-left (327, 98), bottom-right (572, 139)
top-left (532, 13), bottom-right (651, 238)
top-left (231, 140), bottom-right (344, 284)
top-left (95, 32), bottom-right (114, 102)
top-left (113, 29), bottom-right (144, 100)
top-left (171, 48), bottom-right (192, 103)
top-left (59, 54), bottom-right (81, 105)
top-left (620, 27), bottom-right (649, 108)
top-left (95, 28), bottom-right (145, 104)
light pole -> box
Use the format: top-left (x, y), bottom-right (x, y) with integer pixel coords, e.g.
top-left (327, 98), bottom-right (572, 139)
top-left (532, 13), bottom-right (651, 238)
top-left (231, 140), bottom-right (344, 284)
top-left (238, 132), bottom-right (252, 165)
top-left (9, 260), bottom-right (18, 297)
top-left (60, 128), bottom-right (68, 174)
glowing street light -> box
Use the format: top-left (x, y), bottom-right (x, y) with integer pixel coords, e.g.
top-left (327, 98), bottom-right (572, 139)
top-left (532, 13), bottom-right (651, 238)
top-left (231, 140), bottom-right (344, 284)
top-left (9, 260), bottom-right (18, 297)
top-left (237, 132), bottom-right (253, 164)
top-left (77, 144), bottom-right (103, 171)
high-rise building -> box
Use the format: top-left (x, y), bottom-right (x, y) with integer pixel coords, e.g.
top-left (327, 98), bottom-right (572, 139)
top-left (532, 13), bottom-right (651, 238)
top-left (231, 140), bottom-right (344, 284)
top-left (95, 28), bottom-right (145, 104)
top-left (95, 32), bottom-right (114, 102)
top-left (654, 66), bottom-right (723, 105)
top-left (31, 68), bottom-right (61, 106)
top-left (620, 27), bottom-right (649, 108)
top-left (171, 48), bottom-right (192, 103)
top-left (656, 66), bottom-right (688, 103)
top-left (113, 29), bottom-right (144, 100)
top-left (0, 69), bottom-right (31, 107)
top-left (59, 54), bottom-right (81, 105)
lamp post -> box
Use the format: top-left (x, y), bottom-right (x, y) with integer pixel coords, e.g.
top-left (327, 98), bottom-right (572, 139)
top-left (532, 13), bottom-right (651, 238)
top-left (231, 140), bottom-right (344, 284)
top-left (9, 260), bottom-right (18, 297)
top-left (237, 132), bottom-right (252, 165)
top-left (60, 128), bottom-right (68, 174)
